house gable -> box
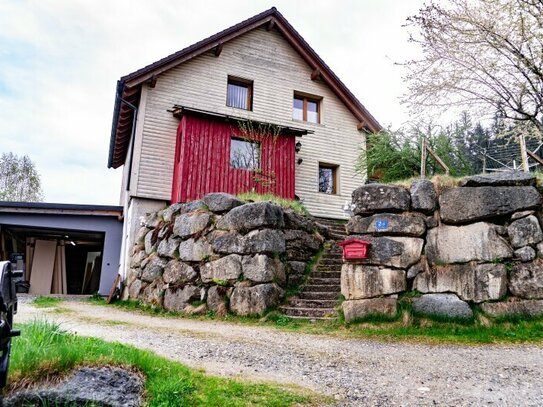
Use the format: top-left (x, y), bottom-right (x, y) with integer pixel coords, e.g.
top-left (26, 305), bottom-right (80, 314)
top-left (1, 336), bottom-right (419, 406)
top-left (108, 7), bottom-right (381, 169)
top-left (130, 25), bottom-right (373, 218)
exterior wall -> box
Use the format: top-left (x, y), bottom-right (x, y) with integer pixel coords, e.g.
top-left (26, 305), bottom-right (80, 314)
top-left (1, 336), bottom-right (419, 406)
top-left (120, 196), bottom-right (166, 277)
top-left (135, 26), bottom-right (366, 219)
top-left (172, 115), bottom-right (296, 202)
top-left (0, 213), bottom-right (123, 295)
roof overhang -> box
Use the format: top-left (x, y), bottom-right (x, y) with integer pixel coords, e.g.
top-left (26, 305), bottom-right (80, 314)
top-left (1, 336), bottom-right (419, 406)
top-left (170, 105), bottom-right (312, 137)
top-left (0, 202), bottom-right (123, 219)
top-left (108, 7), bottom-right (382, 168)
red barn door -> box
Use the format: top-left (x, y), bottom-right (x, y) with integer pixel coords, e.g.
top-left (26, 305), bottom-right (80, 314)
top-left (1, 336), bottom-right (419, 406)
top-left (171, 114), bottom-right (296, 203)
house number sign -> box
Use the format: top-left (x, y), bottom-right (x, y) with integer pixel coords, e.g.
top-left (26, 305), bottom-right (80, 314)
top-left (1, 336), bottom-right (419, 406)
top-left (374, 219), bottom-right (389, 231)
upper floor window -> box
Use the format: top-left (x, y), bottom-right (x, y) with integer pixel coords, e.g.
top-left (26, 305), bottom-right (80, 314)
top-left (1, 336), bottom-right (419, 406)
top-left (227, 76), bottom-right (253, 110)
top-left (293, 93), bottom-right (320, 123)
top-left (230, 137), bottom-right (260, 170)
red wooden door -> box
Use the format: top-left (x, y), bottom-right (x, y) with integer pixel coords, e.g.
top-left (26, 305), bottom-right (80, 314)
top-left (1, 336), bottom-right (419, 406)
top-left (171, 115), bottom-right (296, 203)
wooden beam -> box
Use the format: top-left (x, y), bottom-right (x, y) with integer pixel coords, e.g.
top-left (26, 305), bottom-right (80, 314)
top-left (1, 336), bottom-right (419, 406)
top-left (310, 68), bottom-right (321, 81)
top-left (147, 75), bottom-right (157, 88)
top-left (528, 150), bottom-right (543, 166)
top-left (266, 19), bottom-right (276, 31)
top-left (426, 145), bottom-right (450, 175)
top-left (357, 121), bottom-right (368, 131)
top-left (214, 43), bottom-right (223, 57)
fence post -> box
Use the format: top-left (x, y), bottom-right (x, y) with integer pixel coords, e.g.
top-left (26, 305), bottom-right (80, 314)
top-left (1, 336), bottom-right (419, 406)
top-left (519, 134), bottom-right (529, 172)
top-left (420, 136), bottom-right (427, 179)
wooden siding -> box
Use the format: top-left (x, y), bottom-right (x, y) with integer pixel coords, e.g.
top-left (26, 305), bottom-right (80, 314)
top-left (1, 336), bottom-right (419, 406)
top-left (135, 26), bottom-right (367, 219)
top-left (171, 115), bottom-right (295, 202)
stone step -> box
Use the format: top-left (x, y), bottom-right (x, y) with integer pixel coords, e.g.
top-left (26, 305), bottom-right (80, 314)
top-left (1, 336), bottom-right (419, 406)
top-left (299, 291), bottom-right (341, 300)
top-left (317, 264), bottom-right (341, 273)
top-left (312, 271), bottom-right (341, 279)
top-left (307, 277), bottom-right (340, 285)
top-left (320, 259), bottom-right (344, 265)
top-left (280, 306), bottom-right (337, 318)
top-left (288, 298), bottom-right (338, 308)
top-left (302, 284), bottom-right (341, 293)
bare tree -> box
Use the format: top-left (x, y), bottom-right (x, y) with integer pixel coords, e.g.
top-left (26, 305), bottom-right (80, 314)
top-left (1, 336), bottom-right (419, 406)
top-left (404, 0), bottom-right (543, 139)
top-left (0, 153), bottom-right (44, 202)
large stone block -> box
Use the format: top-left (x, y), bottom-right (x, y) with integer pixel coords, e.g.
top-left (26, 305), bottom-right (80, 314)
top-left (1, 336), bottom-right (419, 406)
top-left (229, 283), bottom-right (284, 316)
top-left (440, 186), bottom-right (541, 224)
top-left (200, 254), bottom-right (242, 284)
top-left (206, 286), bottom-right (228, 312)
top-left (244, 229), bottom-right (286, 254)
top-left (242, 254), bottom-right (286, 283)
top-left (178, 238), bottom-right (213, 262)
top-left (284, 229), bottom-right (322, 261)
top-left (410, 179), bottom-right (437, 214)
top-left (173, 212), bottom-right (211, 239)
top-left (352, 184), bottom-right (410, 215)
top-left (140, 255), bottom-right (167, 283)
top-left (459, 171), bottom-right (536, 187)
top-left (207, 229), bottom-right (285, 255)
top-left (128, 279), bottom-right (146, 299)
top-left (509, 259), bottom-right (543, 299)
top-left (216, 202), bottom-right (284, 232)
top-left (162, 200), bottom-right (206, 222)
top-left (144, 230), bottom-right (157, 255)
top-left (342, 298), bottom-right (398, 322)
top-left (412, 293), bottom-right (473, 319)
top-left (426, 223), bottom-right (513, 264)
top-left (481, 299), bottom-right (543, 317)
top-left (341, 264), bottom-right (406, 299)
top-left (202, 192), bottom-right (244, 213)
top-left (157, 237), bottom-right (180, 258)
top-left (207, 230), bottom-right (245, 254)
top-left (414, 263), bottom-right (507, 303)
top-left (141, 278), bottom-right (166, 307)
top-left (163, 285), bottom-right (202, 312)
top-left (163, 259), bottom-right (197, 285)
top-left (349, 235), bottom-right (424, 269)
top-left (515, 246), bottom-right (536, 262)
top-left (507, 215), bottom-right (543, 248)
top-left (283, 209), bottom-right (316, 233)
top-left (346, 213), bottom-right (426, 237)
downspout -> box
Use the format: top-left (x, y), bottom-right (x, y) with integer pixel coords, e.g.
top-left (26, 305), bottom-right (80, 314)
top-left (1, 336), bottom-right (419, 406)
top-left (121, 95), bottom-right (138, 192)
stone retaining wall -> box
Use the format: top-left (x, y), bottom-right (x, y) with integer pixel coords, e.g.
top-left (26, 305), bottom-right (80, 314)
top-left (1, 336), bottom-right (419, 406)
top-left (341, 172), bottom-right (543, 322)
top-left (123, 193), bottom-right (324, 316)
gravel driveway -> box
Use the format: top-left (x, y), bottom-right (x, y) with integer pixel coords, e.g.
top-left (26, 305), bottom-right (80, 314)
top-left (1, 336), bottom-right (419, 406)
top-left (16, 300), bottom-right (543, 406)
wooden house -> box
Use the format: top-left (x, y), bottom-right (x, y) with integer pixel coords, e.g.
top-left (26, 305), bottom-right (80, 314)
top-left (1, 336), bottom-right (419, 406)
top-left (108, 7), bottom-right (381, 273)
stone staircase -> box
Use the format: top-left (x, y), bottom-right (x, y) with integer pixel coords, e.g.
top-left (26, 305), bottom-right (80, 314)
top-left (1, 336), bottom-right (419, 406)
top-left (280, 218), bottom-right (347, 320)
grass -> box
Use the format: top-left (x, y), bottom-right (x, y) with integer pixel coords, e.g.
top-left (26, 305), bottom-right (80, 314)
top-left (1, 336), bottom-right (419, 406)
top-left (389, 174), bottom-right (465, 193)
top-left (95, 297), bottom-right (543, 345)
top-left (237, 192), bottom-right (309, 216)
top-left (8, 319), bottom-right (325, 406)
top-left (31, 296), bottom-right (64, 308)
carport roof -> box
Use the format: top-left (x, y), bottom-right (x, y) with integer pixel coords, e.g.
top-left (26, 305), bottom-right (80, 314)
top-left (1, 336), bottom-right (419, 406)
top-left (0, 202), bottom-right (123, 218)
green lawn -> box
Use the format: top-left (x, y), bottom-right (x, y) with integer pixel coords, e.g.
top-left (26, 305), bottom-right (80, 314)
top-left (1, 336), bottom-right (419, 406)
top-left (102, 298), bottom-right (543, 345)
top-left (8, 319), bottom-right (325, 406)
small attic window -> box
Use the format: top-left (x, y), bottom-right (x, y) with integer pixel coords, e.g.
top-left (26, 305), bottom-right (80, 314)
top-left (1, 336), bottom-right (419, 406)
top-left (227, 76), bottom-right (253, 110)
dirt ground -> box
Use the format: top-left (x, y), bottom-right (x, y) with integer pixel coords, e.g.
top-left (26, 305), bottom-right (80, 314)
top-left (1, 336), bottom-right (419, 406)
top-left (16, 300), bottom-right (543, 406)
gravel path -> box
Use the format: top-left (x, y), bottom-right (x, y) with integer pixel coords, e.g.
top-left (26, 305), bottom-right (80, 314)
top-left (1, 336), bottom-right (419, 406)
top-left (17, 301), bottom-right (543, 406)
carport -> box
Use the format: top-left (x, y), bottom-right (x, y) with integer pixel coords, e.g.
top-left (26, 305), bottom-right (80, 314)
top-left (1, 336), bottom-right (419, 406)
top-left (0, 202), bottom-right (123, 295)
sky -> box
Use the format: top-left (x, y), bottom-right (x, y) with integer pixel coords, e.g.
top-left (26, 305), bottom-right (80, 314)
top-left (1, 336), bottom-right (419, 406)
top-left (0, 0), bottom-right (426, 205)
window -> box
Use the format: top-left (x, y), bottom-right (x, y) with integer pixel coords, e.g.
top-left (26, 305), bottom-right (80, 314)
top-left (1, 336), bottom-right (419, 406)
top-left (318, 163), bottom-right (338, 194)
top-left (293, 94), bottom-right (320, 123)
top-left (230, 137), bottom-right (260, 170)
top-left (227, 76), bottom-right (253, 110)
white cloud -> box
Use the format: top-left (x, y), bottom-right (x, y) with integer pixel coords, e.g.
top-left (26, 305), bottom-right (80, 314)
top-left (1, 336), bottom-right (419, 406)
top-left (0, 0), bottom-right (425, 204)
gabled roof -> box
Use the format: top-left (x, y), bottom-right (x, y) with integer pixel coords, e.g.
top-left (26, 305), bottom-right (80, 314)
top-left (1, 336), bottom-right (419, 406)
top-left (108, 7), bottom-right (382, 169)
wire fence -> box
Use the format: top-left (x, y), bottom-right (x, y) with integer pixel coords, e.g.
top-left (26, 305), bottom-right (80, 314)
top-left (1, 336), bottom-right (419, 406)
top-left (475, 137), bottom-right (543, 173)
